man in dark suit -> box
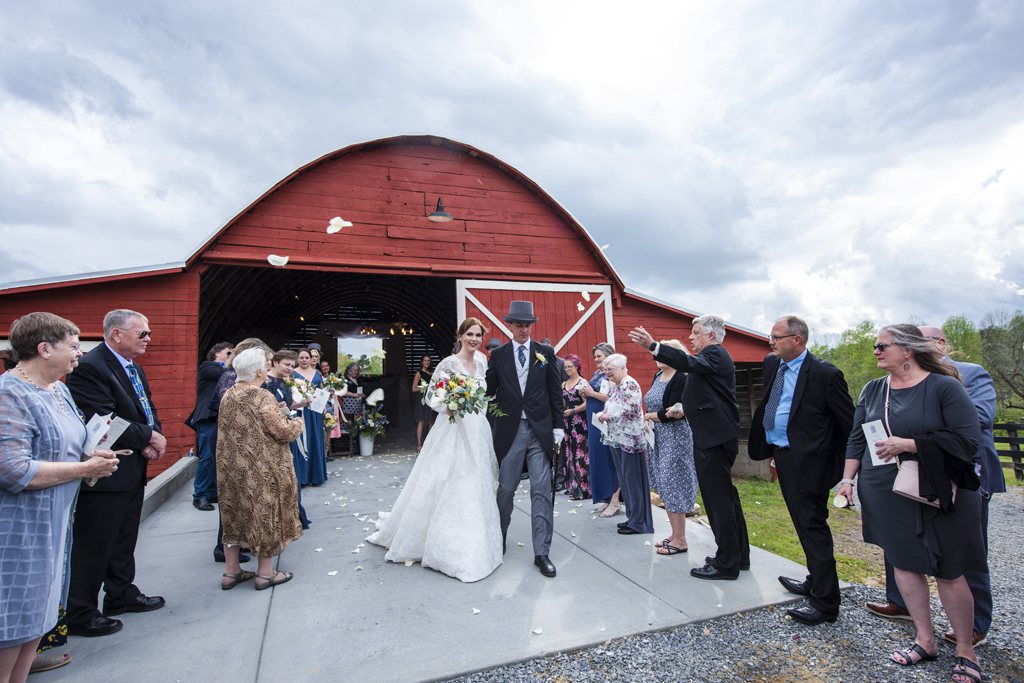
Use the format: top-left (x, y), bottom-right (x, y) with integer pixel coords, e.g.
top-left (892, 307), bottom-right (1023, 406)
top-left (65, 309), bottom-right (166, 637)
top-left (865, 326), bottom-right (1005, 647)
top-left (486, 301), bottom-right (564, 577)
top-left (630, 315), bottom-right (749, 580)
top-left (186, 341), bottom-right (232, 511)
top-left (748, 315), bottom-right (855, 625)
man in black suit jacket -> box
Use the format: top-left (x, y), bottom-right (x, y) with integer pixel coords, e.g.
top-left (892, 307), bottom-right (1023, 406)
top-left (186, 342), bottom-right (232, 511)
top-left (486, 302), bottom-right (564, 578)
top-left (65, 309), bottom-right (166, 637)
top-left (630, 315), bottom-right (749, 580)
top-left (540, 338), bottom-right (570, 491)
top-left (748, 316), bottom-right (855, 625)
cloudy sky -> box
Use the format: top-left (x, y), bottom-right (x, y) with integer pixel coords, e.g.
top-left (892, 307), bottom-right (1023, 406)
top-left (2, 0), bottom-right (1022, 335)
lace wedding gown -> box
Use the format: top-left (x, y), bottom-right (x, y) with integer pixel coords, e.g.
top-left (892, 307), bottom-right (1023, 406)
top-left (366, 352), bottom-right (502, 582)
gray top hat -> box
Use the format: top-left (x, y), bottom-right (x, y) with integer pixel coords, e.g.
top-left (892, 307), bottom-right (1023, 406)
top-left (307, 343), bottom-right (322, 352)
top-left (485, 338), bottom-right (501, 349)
top-left (503, 300), bottom-right (539, 324)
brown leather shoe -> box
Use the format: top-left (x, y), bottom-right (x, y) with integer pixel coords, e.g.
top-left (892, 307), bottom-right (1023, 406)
top-left (865, 600), bottom-right (912, 621)
top-left (943, 629), bottom-right (987, 647)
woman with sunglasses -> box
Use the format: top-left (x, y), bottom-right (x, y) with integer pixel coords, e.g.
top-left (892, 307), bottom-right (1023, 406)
top-left (838, 325), bottom-right (984, 683)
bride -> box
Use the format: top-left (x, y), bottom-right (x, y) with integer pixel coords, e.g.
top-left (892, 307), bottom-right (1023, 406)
top-left (366, 317), bottom-right (502, 582)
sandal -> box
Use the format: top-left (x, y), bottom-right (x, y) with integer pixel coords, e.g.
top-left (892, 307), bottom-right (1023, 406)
top-left (594, 503), bottom-right (609, 513)
top-left (657, 543), bottom-right (688, 555)
top-left (255, 571), bottom-right (293, 590)
top-left (891, 643), bottom-right (939, 666)
top-left (599, 503), bottom-right (621, 518)
top-left (952, 656), bottom-right (982, 683)
top-left (655, 538), bottom-right (672, 548)
top-left (30, 652), bottom-right (71, 673)
top-left (221, 570), bottom-right (256, 590)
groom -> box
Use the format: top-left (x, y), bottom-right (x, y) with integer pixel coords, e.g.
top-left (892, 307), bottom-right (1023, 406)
top-left (486, 301), bottom-right (564, 577)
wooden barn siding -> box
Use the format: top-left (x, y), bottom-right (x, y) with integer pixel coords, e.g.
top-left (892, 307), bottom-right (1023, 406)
top-left (205, 145), bottom-right (604, 279)
top-left (0, 272), bottom-right (200, 478)
top-left (464, 288), bottom-right (609, 377)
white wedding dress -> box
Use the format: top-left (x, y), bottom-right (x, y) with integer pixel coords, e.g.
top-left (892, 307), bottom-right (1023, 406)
top-left (366, 351), bottom-right (503, 582)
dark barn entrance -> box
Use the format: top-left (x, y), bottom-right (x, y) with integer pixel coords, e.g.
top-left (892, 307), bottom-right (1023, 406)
top-left (197, 266), bottom-right (458, 431)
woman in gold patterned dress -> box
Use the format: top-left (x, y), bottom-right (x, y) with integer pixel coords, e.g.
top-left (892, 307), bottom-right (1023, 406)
top-left (216, 348), bottom-right (305, 590)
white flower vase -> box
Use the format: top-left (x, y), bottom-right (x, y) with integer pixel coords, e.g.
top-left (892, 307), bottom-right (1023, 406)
top-left (358, 434), bottom-right (375, 456)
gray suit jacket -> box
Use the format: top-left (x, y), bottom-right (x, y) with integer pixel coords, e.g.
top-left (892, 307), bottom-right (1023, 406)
top-left (952, 359), bottom-right (1006, 495)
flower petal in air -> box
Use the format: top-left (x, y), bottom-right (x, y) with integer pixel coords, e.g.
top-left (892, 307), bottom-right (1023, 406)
top-left (577, 302), bottom-right (585, 312)
top-left (267, 254), bottom-right (289, 267)
top-left (581, 291), bottom-right (591, 301)
top-left (327, 216), bottom-right (352, 233)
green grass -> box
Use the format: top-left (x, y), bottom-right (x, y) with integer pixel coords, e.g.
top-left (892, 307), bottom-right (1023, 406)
top-left (998, 456), bottom-right (1023, 487)
top-left (695, 477), bottom-right (875, 584)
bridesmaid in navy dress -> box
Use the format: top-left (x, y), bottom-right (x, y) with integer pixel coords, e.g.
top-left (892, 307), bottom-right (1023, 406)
top-left (579, 343), bottom-right (621, 514)
top-left (291, 348), bottom-right (327, 486)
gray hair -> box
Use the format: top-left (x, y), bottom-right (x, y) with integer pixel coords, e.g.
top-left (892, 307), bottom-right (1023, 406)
top-left (879, 324), bottom-right (959, 380)
top-left (592, 342), bottom-right (615, 357)
top-left (603, 353), bottom-right (628, 370)
top-left (693, 315), bottom-right (726, 342)
top-left (775, 315), bottom-right (809, 343)
top-left (233, 348), bottom-right (267, 382)
top-left (103, 309), bottom-right (147, 338)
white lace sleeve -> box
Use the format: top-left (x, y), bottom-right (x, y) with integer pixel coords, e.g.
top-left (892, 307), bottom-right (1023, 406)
top-left (473, 350), bottom-right (489, 378)
top-left (427, 356), bottom-right (462, 415)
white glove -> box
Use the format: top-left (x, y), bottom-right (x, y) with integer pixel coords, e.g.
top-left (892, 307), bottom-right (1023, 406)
top-left (553, 429), bottom-right (565, 446)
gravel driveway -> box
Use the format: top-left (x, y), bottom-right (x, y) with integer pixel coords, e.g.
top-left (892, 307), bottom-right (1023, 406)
top-left (450, 492), bottom-right (1024, 683)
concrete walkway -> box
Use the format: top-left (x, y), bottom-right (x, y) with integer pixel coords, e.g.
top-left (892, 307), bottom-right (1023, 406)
top-left (37, 449), bottom-right (814, 683)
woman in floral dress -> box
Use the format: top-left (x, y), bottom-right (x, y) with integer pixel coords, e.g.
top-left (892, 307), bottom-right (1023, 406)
top-left (560, 354), bottom-right (590, 500)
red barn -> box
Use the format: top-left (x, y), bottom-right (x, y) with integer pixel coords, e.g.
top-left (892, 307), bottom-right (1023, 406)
top-left (0, 135), bottom-right (769, 477)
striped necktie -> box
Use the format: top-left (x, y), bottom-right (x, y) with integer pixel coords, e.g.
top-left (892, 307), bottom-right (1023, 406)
top-left (762, 362), bottom-right (788, 431)
top-left (126, 362), bottom-right (155, 427)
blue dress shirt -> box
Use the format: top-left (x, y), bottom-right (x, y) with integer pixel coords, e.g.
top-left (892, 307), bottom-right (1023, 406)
top-left (765, 349), bottom-right (807, 448)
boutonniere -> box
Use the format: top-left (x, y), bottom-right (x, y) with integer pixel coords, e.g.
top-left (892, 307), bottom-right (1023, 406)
top-left (534, 352), bottom-right (547, 366)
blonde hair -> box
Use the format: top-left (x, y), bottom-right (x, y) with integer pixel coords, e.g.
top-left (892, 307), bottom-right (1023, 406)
top-left (661, 339), bottom-right (688, 355)
top-left (226, 337), bottom-right (270, 369)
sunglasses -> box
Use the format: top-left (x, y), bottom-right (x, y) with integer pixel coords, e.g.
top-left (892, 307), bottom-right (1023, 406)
top-left (118, 328), bottom-right (152, 339)
top-left (873, 342), bottom-right (898, 352)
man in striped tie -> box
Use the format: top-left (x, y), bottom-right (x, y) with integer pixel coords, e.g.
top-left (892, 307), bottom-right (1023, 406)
top-left (748, 315), bottom-right (855, 625)
top-left (65, 309), bottom-right (167, 637)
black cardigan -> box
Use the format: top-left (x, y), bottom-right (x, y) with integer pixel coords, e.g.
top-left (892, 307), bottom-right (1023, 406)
top-left (651, 370), bottom-right (687, 422)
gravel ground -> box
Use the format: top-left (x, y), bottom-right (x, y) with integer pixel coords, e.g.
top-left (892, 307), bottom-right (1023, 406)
top-left (449, 492), bottom-right (1024, 683)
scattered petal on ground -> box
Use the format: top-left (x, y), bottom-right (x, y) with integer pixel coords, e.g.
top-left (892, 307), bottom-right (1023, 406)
top-left (532, 628), bottom-right (543, 635)
top-left (314, 548), bottom-right (322, 552)
top-left (328, 571), bottom-right (338, 576)
top-left (472, 608), bottom-right (480, 615)
top-left (405, 559), bottom-right (415, 566)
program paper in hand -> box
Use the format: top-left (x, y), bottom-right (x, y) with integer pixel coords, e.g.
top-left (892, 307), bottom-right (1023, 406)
top-left (861, 420), bottom-right (892, 467)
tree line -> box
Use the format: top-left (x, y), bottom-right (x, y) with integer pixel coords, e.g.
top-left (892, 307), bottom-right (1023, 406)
top-left (809, 312), bottom-right (1024, 422)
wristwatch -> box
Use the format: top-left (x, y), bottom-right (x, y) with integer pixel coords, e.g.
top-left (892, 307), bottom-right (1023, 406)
top-left (649, 342), bottom-right (657, 352)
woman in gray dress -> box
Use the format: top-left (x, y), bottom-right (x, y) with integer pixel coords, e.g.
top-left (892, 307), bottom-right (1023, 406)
top-left (643, 340), bottom-right (697, 555)
top-left (0, 313), bottom-right (118, 682)
top-left (838, 324), bottom-right (984, 683)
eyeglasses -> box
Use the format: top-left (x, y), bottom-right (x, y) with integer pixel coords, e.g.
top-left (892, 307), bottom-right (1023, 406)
top-left (119, 328), bottom-right (152, 339)
top-left (873, 342), bottom-right (898, 352)
top-left (769, 334), bottom-right (797, 342)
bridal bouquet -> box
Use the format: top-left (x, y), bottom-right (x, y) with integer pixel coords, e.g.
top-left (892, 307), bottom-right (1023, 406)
top-left (284, 378), bottom-right (314, 404)
top-left (423, 370), bottom-right (491, 424)
top-left (321, 373), bottom-right (348, 393)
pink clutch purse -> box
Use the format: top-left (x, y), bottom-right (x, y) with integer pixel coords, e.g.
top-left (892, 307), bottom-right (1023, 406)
top-left (892, 458), bottom-right (955, 508)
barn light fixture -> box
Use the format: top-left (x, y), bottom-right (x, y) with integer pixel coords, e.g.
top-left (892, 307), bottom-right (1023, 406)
top-left (427, 197), bottom-right (453, 223)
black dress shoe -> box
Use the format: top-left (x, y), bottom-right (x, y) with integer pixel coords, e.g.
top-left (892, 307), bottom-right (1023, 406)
top-left (691, 563), bottom-right (738, 580)
top-left (617, 527), bottom-right (641, 535)
top-left (193, 497), bottom-right (214, 511)
top-left (214, 547), bottom-right (251, 563)
top-left (103, 594), bottom-right (165, 616)
top-left (520, 472), bottom-right (530, 480)
top-left (534, 555), bottom-right (556, 577)
top-left (779, 576), bottom-right (810, 597)
top-left (554, 482), bottom-right (565, 492)
top-left (617, 522), bottom-right (630, 528)
top-left (705, 555), bottom-right (750, 571)
top-left (787, 605), bottom-right (838, 625)
top-left (68, 615), bottom-right (123, 637)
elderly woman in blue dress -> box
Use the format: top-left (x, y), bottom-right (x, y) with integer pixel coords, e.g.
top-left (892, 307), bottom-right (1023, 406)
top-left (0, 313), bottom-right (117, 682)
top-left (597, 353), bottom-right (654, 535)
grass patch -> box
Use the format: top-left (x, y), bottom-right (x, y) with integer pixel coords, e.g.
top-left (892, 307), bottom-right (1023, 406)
top-left (998, 455), bottom-right (1023, 487)
top-left (695, 477), bottom-right (877, 584)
